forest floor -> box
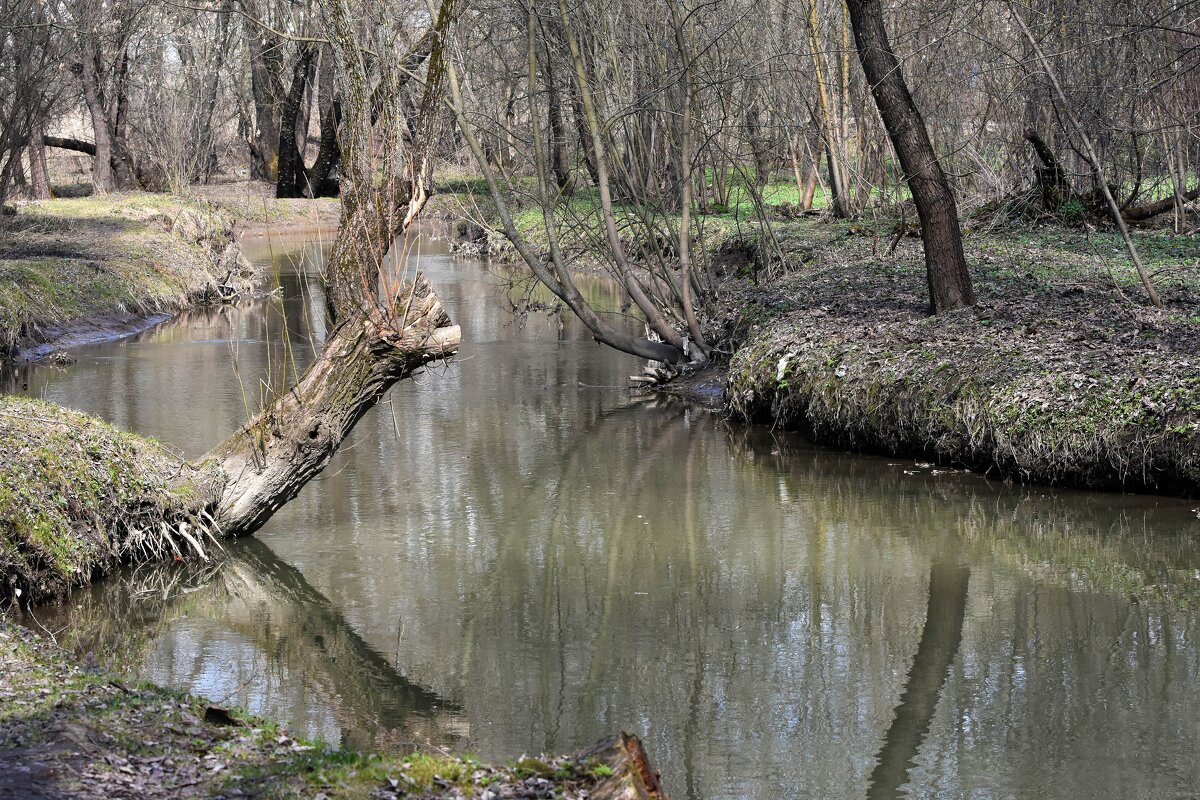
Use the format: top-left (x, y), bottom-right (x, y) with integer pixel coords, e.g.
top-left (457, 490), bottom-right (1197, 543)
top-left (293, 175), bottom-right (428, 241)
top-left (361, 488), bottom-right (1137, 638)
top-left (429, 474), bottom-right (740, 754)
top-left (719, 220), bottom-right (1200, 494)
top-left (0, 616), bottom-right (660, 799)
top-left (431, 175), bottom-right (1200, 495)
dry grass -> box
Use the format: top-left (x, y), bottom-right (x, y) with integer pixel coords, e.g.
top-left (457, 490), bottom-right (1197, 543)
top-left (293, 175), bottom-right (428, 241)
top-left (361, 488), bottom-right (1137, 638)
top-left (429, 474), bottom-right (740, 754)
top-left (0, 193), bottom-right (252, 356)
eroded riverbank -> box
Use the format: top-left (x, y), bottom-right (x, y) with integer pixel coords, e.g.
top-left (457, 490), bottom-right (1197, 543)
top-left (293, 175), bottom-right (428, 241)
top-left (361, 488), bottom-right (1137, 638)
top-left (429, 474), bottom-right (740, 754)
top-left (720, 231), bottom-right (1200, 495)
top-left (0, 184), bottom-right (339, 361)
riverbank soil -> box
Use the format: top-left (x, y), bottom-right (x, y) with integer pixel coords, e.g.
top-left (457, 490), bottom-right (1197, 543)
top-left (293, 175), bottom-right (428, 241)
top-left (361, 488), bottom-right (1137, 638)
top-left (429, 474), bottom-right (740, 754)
top-left (0, 194), bottom-right (251, 359)
top-left (1, 618), bottom-right (663, 799)
top-left (719, 220), bottom-right (1200, 494)
top-left (0, 184), bottom-right (338, 360)
top-left (0, 396), bottom-right (209, 607)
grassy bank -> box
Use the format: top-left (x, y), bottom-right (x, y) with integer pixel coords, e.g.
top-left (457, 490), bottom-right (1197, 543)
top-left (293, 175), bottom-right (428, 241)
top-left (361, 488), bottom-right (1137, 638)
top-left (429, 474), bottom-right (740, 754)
top-left (0, 396), bottom-right (213, 606)
top-left (721, 222), bottom-right (1200, 495)
top-left (192, 180), bottom-right (340, 228)
top-left (0, 193), bottom-right (251, 358)
top-left (0, 617), bottom-right (660, 799)
top-left (0, 183), bottom-right (340, 359)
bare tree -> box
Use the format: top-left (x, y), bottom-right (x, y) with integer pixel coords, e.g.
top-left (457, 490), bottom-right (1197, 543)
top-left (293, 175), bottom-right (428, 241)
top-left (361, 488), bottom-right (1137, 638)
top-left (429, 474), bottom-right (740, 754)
top-left (0, 0), bottom-right (59, 204)
top-left (845, 0), bottom-right (975, 312)
top-left (198, 0), bottom-right (462, 534)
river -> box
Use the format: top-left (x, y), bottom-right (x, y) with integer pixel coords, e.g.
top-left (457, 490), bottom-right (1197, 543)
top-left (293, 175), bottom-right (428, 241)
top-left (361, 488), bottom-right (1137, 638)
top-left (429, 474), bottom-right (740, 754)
top-left (10, 226), bottom-right (1200, 799)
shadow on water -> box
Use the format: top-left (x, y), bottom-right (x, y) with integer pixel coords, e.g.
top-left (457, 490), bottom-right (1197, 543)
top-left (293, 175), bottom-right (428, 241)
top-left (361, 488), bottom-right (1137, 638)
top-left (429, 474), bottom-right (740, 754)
top-left (867, 562), bottom-right (971, 799)
top-left (24, 538), bottom-right (464, 753)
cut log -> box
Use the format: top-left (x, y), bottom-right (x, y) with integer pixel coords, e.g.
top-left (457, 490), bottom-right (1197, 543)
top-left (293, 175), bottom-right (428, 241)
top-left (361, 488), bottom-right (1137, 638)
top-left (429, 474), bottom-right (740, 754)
top-left (582, 733), bottom-right (668, 800)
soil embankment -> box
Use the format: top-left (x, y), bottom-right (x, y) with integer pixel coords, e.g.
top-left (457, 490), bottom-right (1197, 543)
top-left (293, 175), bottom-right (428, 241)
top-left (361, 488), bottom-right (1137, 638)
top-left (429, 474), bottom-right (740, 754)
top-left (718, 225), bottom-right (1200, 495)
top-left (0, 195), bottom-right (250, 359)
top-left (0, 184), bottom-right (339, 360)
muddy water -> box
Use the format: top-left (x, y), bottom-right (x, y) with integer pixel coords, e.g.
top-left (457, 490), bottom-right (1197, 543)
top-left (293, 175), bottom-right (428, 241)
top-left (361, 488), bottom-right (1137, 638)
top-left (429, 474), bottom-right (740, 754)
top-left (12, 228), bottom-right (1200, 799)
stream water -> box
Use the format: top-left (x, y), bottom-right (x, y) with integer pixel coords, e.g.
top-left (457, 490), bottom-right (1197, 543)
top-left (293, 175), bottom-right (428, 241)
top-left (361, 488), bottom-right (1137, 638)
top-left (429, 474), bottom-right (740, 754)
top-left (9, 227), bottom-right (1200, 799)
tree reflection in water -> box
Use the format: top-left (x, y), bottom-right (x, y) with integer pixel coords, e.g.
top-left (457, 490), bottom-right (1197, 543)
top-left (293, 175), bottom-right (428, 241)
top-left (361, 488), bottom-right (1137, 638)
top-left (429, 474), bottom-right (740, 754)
top-left (867, 562), bottom-right (971, 799)
top-left (24, 537), bottom-right (465, 754)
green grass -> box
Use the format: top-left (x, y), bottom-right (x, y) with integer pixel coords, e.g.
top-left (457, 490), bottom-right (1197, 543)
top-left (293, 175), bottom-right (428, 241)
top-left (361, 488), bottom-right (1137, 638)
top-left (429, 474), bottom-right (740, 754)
top-left (0, 396), bottom-right (205, 604)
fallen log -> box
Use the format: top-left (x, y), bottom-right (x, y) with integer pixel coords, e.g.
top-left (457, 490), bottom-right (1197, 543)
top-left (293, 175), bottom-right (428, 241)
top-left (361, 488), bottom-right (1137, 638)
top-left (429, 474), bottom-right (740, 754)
top-left (1122, 185), bottom-right (1200, 221)
top-left (41, 136), bottom-right (97, 157)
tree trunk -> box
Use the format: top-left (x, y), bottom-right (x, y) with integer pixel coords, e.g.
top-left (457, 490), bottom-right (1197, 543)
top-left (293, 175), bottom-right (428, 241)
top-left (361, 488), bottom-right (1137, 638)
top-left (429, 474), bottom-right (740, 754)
top-left (246, 15), bottom-right (285, 182)
top-left (27, 125), bottom-right (51, 200)
top-left (1023, 128), bottom-right (1072, 210)
top-left (542, 47), bottom-right (574, 194)
top-left (202, 274), bottom-right (460, 535)
top-left (579, 733), bottom-right (668, 800)
top-left (79, 38), bottom-right (118, 195)
top-left (800, 135), bottom-right (824, 210)
top-left (1121, 184), bottom-right (1200, 221)
top-left (109, 47), bottom-right (139, 189)
top-left (567, 71), bottom-right (600, 186)
top-left (276, 45), bottom-right (316, 198)
top-left (805, 0), bottom-right (850, 217)
top-left (303, 47), bottom-right (342, 197)
top-left (845, 0), bottom-right (975, 313)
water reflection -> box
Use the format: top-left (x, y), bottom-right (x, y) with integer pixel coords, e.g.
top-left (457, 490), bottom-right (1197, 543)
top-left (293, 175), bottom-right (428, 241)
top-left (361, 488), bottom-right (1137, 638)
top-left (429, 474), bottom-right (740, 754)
top-left (28, 538), bottom-right (464, 753)
top-left (9, 230), bottom-right (1200, 799)
top-left (867, 562), bottom-right (970, 799)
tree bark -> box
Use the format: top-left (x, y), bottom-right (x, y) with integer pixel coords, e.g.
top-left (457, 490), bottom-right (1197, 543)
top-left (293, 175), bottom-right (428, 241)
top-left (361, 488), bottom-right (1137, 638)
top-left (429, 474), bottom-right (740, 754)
top-left (79, 36), bottom-right (118, 195)
top-left (542, 44), bottom-right (574, 194)
top-left (1122, 184), bottom-right (1200, 221)
top-left (302, 47), bottom-right (342, 197)
top-left (580, 733), bottom-right (668, 800)
top-left (191, 0), bottom-right (463, 537)
top-left (245, 11), bottom-right (285, 182)
top-left (202, 274), bottom-right (460, 535)
top-left (108, 47), bottom-right (139, 189)
top-left (1023, 128), bottom-right (1073, 210)
top-left (276, 45), bottom-right (316, 198)
top-left (805, 0), bottom-right (850, 217)
top-left (27, 125), bottom-right (51, 200)
top-left (845, 0), bottom-right (975, 313)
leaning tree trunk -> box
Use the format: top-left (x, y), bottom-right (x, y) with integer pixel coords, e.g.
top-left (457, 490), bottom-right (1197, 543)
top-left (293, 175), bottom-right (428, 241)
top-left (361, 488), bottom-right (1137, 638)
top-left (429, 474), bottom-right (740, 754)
top-left (845, 0), bottom-right (975, 313)
top-left (199, 274), bottom-right (460, 535)
top-left (188, 0), bottom-right (463, 537)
